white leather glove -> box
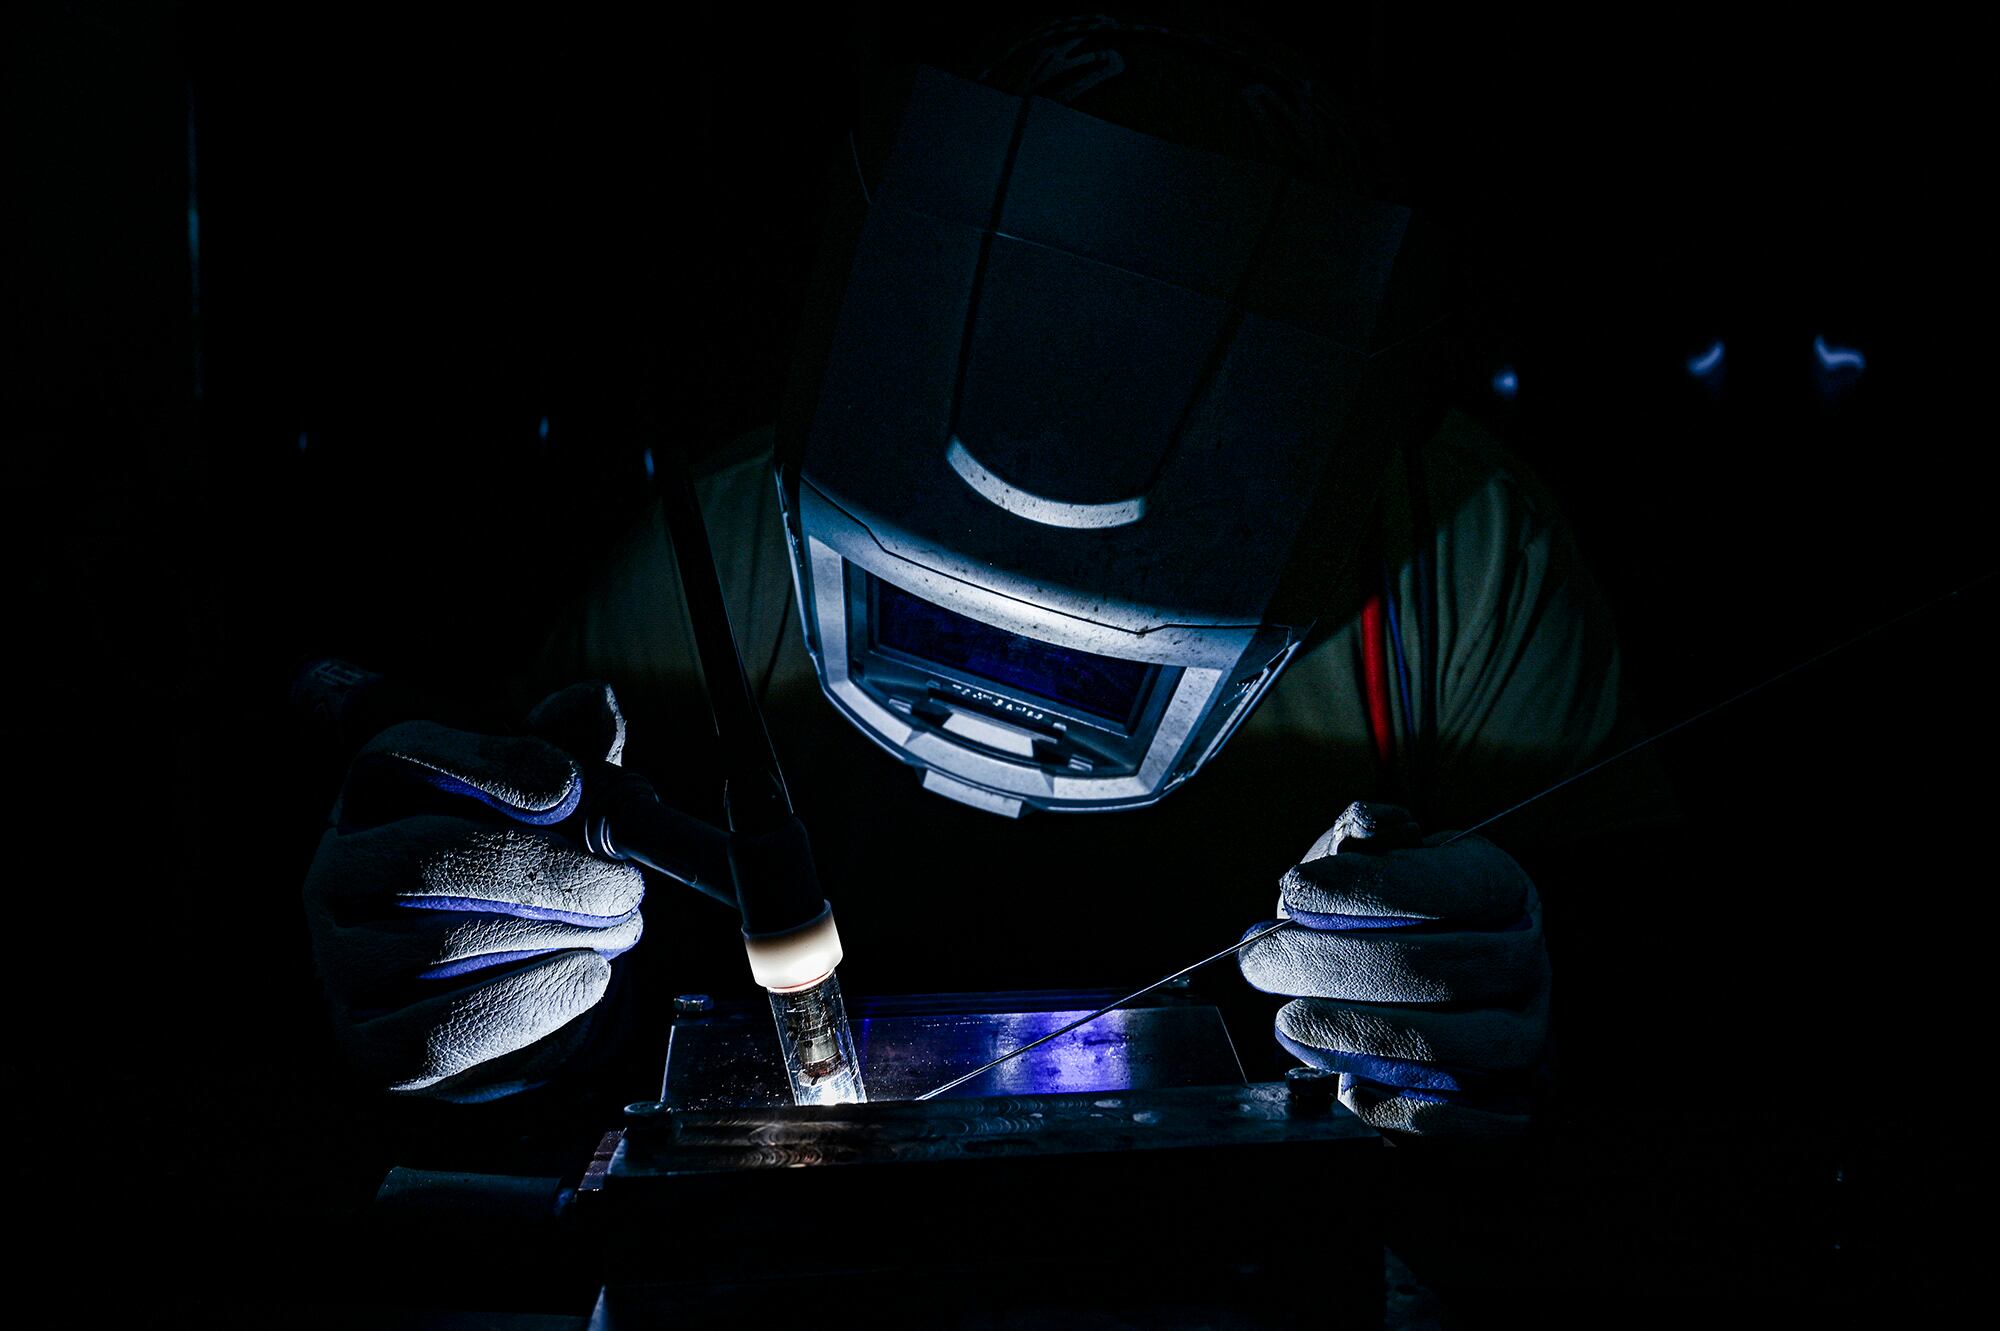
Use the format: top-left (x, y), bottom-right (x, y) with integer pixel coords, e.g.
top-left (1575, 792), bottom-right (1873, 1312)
top-left (302, 683), bottom-right (644, 1102)
top-left (1238, 802), bottom-right (1549, 1136)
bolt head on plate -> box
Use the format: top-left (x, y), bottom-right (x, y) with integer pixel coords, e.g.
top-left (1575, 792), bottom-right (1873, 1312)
top-left (1285, 1065), bottom-right (1339, 1109)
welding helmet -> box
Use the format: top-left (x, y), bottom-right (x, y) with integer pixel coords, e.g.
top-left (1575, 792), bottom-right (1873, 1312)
top-left (775, 61), bottom-right (1445, 817)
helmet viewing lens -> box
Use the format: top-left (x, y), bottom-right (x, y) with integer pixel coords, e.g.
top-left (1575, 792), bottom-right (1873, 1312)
top-left (872, 576), bottom-right (1157, 729)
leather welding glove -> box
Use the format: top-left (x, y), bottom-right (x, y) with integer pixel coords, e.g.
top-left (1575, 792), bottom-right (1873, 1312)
top-left (302, 682), bottom-right (644, 1102)
top-left (1238, 802), bottom-right (1549, 1137)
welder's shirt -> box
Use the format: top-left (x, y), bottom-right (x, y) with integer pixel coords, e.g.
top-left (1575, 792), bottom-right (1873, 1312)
top-left (535, 411), bottom-right (1657, 992)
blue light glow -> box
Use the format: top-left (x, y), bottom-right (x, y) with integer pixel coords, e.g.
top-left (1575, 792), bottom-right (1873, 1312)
top-left (642, 446), bottom-right (655, 480)
top-left (1491, 367), bottom-right (1518, 399)
top-left (538, 416), bottom-right (550, 440)
top-left (1814, 336), bottom-right (1865, 371)
top-left (296, 432), bottom-right (308, 454)
top-left (925, 1009), bottom-right (1135, 1097)
top-left (1687, 340), bottom-right (1724, 376)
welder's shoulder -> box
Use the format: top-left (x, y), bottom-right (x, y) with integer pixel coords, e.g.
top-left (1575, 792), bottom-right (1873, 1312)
top-left (696, 425), bottom-right (782, 499)
top-left (533, 428), bottom-right (782, 696)
top-left (1416, 409), bottom-right (1605, 657)
top-left (1420, 411), bottom-right (1675, 834)
top-left (1421, 409), bottom-right (1569, 565)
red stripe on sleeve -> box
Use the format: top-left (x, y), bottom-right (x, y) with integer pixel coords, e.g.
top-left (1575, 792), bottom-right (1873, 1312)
top-left (1358, 592), bottom-right (1395, 774)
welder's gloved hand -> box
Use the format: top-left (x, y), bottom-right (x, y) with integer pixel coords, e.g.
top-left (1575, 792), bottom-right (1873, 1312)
top-left (1238, 801), bottom-right (1549, 1137)
top-left (303, 683), bottom-right (644, 1103)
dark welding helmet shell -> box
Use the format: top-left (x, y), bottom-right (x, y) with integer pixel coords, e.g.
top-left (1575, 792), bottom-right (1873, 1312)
top-left (775, 66), bottom-right (1445, 816)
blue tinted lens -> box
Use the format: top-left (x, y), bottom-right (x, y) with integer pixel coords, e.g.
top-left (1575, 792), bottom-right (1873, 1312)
top-left (872, 578), bottom-right (1153, 723)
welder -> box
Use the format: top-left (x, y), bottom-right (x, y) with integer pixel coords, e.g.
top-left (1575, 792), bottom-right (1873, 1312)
top-left (302, 17), bottom-right (1659, 1138)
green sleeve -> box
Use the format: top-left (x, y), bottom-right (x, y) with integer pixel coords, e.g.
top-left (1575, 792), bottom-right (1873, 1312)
top-left (1406, 412), bottom-right (1669, 839)
top-left (531, 431), bottom-right (800, 741)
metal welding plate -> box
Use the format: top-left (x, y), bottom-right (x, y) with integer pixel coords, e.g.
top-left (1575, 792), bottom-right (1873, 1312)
top-left (601, 1079), bottom-right (1384, 1325)
top-left (662, 990), bottom-right (1245, 1109)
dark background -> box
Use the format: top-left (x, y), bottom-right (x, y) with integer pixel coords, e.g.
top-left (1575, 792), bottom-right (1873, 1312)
top-left (6, 1), bottom-right (1989, 1323)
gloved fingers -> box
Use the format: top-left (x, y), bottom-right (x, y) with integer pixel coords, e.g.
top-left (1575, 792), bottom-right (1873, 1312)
top-left (304, 820), bottom-right (645, 923)
top-left (1335, 1074), bottom-right (1532, 1138)
top-left (1281, 834), bottom-right (1532, 929)
top-left (1270, 803), bottom-right (1548, 1139)
top-left (307, 900), bottom-right (644, 999)
top-left (334, 949), bottom-right (612, 1094)
top-left (1239, 913), bottom-right (1547, 1006)
top-left (526, 681), bottom-right (628, 767)
top-left (1299, 801), bottom-right (1423, 861)
top-left (1274, 994), bottom-right (1548, 1084)
top-left (409, 1011), bottom-right (604, 1104)
top-left (340, 721), bottom-right (583, 829)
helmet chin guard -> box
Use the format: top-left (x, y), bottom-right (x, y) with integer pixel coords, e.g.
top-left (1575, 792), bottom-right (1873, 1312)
top-left (776, 66), bottom-right (1445, 816)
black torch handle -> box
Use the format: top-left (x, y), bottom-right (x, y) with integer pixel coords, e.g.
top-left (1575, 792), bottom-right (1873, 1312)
top-left (579, 760), bottom-right (737, 909)
top-left (653, 447), bottom-right (827, 940)
top-left (655, 446), bottom-right (794, 836)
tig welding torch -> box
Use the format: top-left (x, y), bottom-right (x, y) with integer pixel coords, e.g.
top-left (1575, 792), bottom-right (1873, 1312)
top-left (651, 443), bottom-right (864, 1104)
top-left (290, 440), bottom-right (864, 1105)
